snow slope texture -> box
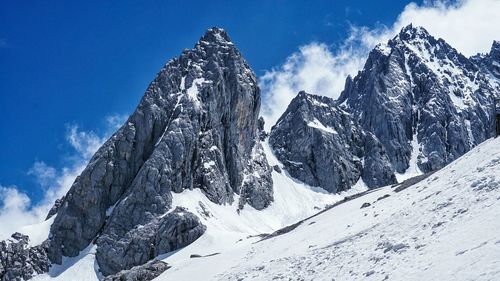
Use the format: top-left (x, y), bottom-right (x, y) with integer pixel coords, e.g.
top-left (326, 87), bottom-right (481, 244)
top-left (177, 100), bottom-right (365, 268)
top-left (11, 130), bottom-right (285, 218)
top-left (30, 141), bottom-right (355, 280)
top-left (159, 136), bottom-right (500, 281)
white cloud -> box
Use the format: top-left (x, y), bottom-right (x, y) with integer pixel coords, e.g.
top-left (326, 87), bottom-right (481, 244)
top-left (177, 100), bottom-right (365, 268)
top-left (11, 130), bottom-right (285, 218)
top-left (66, 125), bottom-right (105, 160)
top-left (391, 0), bottom-right (500, 56)
top-left (0, 186), bottom-right (42, 236)
top-left (260, 0), bottom-right (500, 130)
top-left (0, 114), bottom-right (127, 241)
top-left (260, 42), bottom-right (367, 130)
top-left (105, 113), bottom-right (128, 135)
top-left (28, 162), bottom-right (57, 187)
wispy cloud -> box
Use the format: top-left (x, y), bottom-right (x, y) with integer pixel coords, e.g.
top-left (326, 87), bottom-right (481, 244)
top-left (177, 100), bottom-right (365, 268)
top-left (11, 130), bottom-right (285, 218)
top-left (0, 114), bottom-right (127, 241)
top-left (260, 0), bottom-right (500, 130)
top-left (105, 113), bottom-right (128, 135)
top-left (0, 39), bottom-right (7, 48)
top-left (260, 41), bottom-right (367, 130)
top-left (66, 125), bottom-right (106, 160)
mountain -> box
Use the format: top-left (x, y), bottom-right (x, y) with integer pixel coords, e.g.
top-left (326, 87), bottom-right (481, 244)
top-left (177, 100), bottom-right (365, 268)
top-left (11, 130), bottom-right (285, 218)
top-left (49, 27), bottom-right (275, 276)
top-left (1, 25), bottom-right (500, 281)
top-left (339, 24), bottom-right (499, 175)
top-left (471, 40), bottom-right (500, 81)
top-left (269, 91), bottom-right (395, 193)
top-left (1, 27), bottom-right (276, 280)
top-left (157, 135), bottom-right (500, 281)
top-left (269, 25), bottom-right (499, 195)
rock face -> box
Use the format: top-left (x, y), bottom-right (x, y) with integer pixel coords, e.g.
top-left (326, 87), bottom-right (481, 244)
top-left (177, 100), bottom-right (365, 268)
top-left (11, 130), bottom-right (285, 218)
top-left (269, 91), bottom-right (395, 193)
top-left (47, 27), bottom-right (273, 275)
top-left (97, 207), bottom-right (203, 275)
top-left (45, 196), bottom-right (64, 220)
top-left (269, 25), bottom-right (499, 193)
top-left (102, 260), bottom-right (170, 281)
top-left (339, 25), bottom-right (499, 173)
top-left (472, 40), bottom-right (500, 81)
top-left (0, 233), bottom-right (50, 281)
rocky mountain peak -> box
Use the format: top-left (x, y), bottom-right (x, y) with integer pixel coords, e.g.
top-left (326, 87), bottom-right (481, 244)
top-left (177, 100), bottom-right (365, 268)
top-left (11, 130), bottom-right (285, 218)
top-left (339, 24), bottom-right (499, 177)
top-left (41, 27), bottom-right (273, 277)
top-left (272, 25), bottom-right (499, 196)
top-left (289, 90), bottom-right (337, 109)
top-left (489, 40), bottom-right (500, 64)
top-left (491, 40), bottom-right (500, 52)
top-left (389, 24), bottom-right (446, 55)
top-left (388, 24), bottom-right (464, 61)
top-left (397, 24), bottom-right (431, 41)
top-left (270, 90), bottom-right (395, 193)
top-left (198, 27), bottom-right (233, 45)
top-left (470, 40), bottom-right (500, 81)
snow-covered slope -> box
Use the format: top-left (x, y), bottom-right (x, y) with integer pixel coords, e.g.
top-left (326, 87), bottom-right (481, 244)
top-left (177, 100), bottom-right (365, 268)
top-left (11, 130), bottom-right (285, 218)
top-left (31, 141), bottom-right (361, 280)
top-left (156, 136), bottom-right (500, 280)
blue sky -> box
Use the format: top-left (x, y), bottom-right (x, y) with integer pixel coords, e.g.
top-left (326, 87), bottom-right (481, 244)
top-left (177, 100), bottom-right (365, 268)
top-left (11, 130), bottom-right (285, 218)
top-left (1, 0), bottom-right (422, 202)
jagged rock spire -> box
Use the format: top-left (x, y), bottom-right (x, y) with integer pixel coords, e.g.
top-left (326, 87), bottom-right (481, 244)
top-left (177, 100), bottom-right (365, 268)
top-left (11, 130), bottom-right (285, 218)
top-left (339, 24), bottom-right (499, 175)
top-left (46, 27), bottom-right (273, 276)
top-left (200, 27), bottom-right (232, 44)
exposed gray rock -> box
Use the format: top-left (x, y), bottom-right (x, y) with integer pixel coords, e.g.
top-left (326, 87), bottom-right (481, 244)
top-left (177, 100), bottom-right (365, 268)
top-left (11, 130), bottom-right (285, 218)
top-left (102, 259), bottom-right (170, 281)
top-left (97, 207), bottom-right (205, 276)
top-left (269, 91), bottom-right (395, 193)
top-left (47, 27), bottom-right (273, 275)
top-left (360, 202), bottom-right (371, 209)
top-left (362, 131), bottom-right (398, 188)
top-left (0, 233), bottom-right (50, 281)
top-left (238, 142), bottom-right (273, 210)
top-left (471, 40), bottom-right (500, 81)
top-left (269, 25), bottom-right (499, 194)
top-left (273, 165), bottom-right (282, 173)
top-left (257, 117), bottom-right (268, 141)
top-left (339, 24), bottom-right (499, 174)
top-left (45, 196), bottom-right (64, 220)
top-left (189, 252), bottom-right (219, 258)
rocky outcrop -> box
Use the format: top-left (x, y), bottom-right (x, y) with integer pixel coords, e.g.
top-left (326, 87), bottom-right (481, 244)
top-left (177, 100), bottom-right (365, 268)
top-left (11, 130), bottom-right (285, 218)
top-left (97, 207), bottom-right (204, 276)
top-left (45, 196), bottom-right (64, 220)
top-left (472, 40), bottom-right (500, 81)
top-left (339, 25), bottom-right (499, 173)
top-left (0, 233), bottom-right (50, 281)
top-left (270, 25), bottom-right (499, 194)
top-left (102, 260), bottom-right (170, 281)
top-left (269, 91), bottom-right (395, 193)
top-left (47, 27), bottom-right (273, 275)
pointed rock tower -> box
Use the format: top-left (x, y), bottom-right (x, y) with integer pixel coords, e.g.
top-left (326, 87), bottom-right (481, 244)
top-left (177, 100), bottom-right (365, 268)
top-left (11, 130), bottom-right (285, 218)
top-left (339, 25), bottom-right (499, 173)
top-left (47, 27), bottom-right (273, 276)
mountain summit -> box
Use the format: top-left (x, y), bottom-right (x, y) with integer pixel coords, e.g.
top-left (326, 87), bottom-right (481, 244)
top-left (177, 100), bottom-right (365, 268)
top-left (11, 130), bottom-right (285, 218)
top-left (199, 27), bottom-right (233, 44)
top-left (45, 27), bottom-right (273, 276)
top-left (338, 24), bottom-right (498, 175)
top-left (270, 24), bottom-right (499, 194)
